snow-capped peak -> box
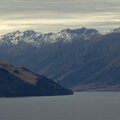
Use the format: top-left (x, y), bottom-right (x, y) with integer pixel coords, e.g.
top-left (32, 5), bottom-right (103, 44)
top-left (0, 30), bottom-right (42, 45)
top-left (113, 27), bottom-right (120, 33)
top-left (0, 28), bottom-right (99, 47)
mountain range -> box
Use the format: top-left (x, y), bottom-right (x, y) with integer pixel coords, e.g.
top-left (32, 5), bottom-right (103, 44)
top-left (0, 28), bottom-right (98, 46)
top-left (0, 27), bottom-right (120, 91)
top-left (0, 62), bottom-right (73, 97)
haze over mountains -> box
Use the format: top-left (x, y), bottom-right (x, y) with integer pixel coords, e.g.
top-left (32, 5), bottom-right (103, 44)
top-left (0, 27), bottom-right (120, 91)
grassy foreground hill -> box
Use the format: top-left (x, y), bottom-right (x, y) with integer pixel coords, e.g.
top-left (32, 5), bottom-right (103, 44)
top-left (0, 62), bottom-right (73, 97)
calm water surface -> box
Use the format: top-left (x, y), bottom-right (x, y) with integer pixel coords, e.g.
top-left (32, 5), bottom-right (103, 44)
top-left (0, 92), bottom-right (120, 120)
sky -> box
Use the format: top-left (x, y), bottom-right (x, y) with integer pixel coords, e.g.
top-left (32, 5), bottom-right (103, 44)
top-left (0, 0), bottom-right (120, 35)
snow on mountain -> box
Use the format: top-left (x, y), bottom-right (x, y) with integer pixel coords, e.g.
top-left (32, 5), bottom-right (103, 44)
top-left (113, 27), bottom-right (120, 33)
top-left (0, 28), bottom-right (99, 47)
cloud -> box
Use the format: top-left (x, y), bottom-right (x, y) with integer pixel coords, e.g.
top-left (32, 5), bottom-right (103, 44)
top-left (0, 0), bottom-right (120, 35)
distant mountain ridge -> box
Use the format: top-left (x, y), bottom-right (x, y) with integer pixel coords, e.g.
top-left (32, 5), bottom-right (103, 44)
top-left (0, 27), bottom-right (99, 47)
top-left (0, 27), bottom-right (120, 91)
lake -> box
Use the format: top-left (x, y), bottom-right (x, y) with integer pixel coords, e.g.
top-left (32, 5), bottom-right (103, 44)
top-left (0, 92), bottom-right (120, 120)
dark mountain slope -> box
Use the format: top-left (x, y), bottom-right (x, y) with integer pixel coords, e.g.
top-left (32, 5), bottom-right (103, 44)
top-left (0, 28), bottom-right (120, 91)
top-left (0, 62), bottom-right (73, 97)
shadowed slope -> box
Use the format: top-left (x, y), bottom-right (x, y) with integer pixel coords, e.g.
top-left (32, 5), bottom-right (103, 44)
top-left (0, 62), bottom-right (73, 97)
